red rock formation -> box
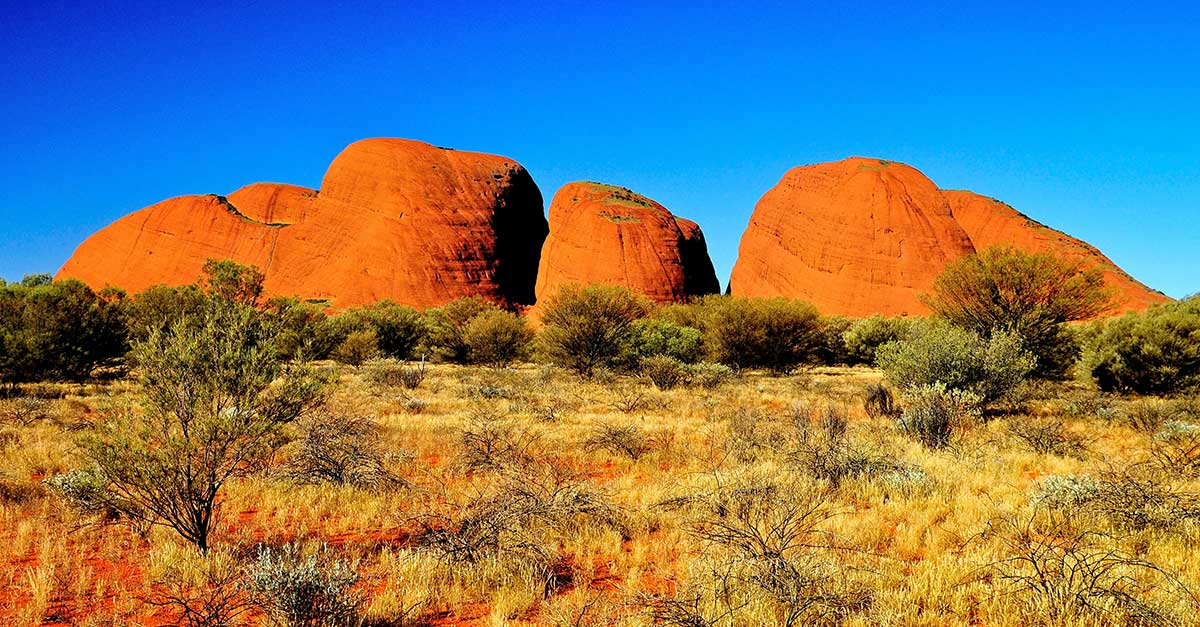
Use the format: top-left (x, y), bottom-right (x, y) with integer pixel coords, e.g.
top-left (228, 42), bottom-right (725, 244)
top-left (944, 190), bottom-right (1170, 313)
top-left (730, 158), bottom-right (977, 317)
top-left (57, 138), bottom-right (548, 309)
top-left (534, 182), bottom-right (720, 304)
top-left (226, 183), bottom-right (316, 225)
top-left (730, 157), bottom-right (1169, 317)
top-left (56, 195), bottom-right (284, 296)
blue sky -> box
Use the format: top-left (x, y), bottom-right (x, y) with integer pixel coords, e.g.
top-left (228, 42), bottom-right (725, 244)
top-left (1, 1), bottom-right (1196, 297)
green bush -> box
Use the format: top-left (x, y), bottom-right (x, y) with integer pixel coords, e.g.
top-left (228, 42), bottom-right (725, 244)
top-left (698, 296), bottom-right (823, 372)
top-left (815, 315), bottom-right (854, 365)
top-left (876, 322), bottom-right (1035, 411)
top-left (124, 284), bottom-right (207, 341)
top-left (640, 354), bottom-right (689, 390)
top-left (464, 309), bottom-right (533, 367)
top-left (842, 315), bottom-right (913, 366)
top-left (263, 297), bottom-right (331, 360)
top-left (688, 362), bottom-right (735, 389)
top-left (344, 301), bottom-right (425, 360)
top-left (422, 296), bottom-right (502, 363)
top-left (0, 278), bottom-right (128, 384)
top-left (1079, 296), bottom-right (1200, 395)
top-left (897, 383), bottom-right (981, 449)
top-left (538, 284), bottom-right (650, 377)
top-left (331, 329), bottom-right (379, 367)
top-left (923, 246), bottom-right (1110, 378)
top-left (627, 317), bottom-right (704, 364)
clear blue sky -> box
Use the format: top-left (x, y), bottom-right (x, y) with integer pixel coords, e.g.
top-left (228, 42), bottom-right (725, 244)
top-left (2, 1), bottom-right (1196, 297)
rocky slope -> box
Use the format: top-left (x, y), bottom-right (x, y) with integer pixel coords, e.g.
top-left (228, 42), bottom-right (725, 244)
top-left (534, 182), bottom-right (720, 304)
top-left (730, 157), bottom-right (1168, 316)
top-left (58, 139), bottom-right (549, 309)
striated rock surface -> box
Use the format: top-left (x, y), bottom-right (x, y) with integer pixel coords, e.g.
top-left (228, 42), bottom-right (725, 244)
top-left (226, 183), bottom-right (317, 225)
top-left (729, 158), bottom-right (977, 317)
top-left (730, 157), bottom-right (1168, 317)
top-left (58, 138), bottom-right (549, 309)
top-left (944, 190), bottom-right (1170, 313)
top-left (56, 194), bottom-right (285, 297)
top-left (534, 182), bottom-right (720, 304)
top-left (264, 138), bottom-right (548, 308)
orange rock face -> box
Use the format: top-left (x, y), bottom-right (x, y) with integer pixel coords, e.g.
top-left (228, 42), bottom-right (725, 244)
top-left (58, 139), bottom-right (549, 309)
top-left (534, 182), bottom-right (720, 304)
top-left (226, 183), bottom-right (316, 225)
top-left (943, 190), bottom-right (1170, 313)
top-left (730, 158), bottom-right (976, 317)
top-left (730, 157), bottom-right (1168, 316)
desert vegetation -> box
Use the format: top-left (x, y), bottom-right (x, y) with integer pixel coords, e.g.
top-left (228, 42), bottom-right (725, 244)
top-left (1, 252), bottom-right (1198, 626)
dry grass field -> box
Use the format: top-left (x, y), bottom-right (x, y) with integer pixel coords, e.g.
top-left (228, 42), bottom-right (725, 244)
top-left (2, 362), bottom-right (1199, 627)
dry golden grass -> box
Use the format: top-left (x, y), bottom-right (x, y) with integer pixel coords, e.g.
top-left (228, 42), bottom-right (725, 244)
top-left (1, 364), bottom-right (1199, 626)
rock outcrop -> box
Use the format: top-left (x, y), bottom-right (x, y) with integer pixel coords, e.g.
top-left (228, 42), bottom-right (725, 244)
top-left (943, 190), bottom-right (1170, 313)
top-left (730, 157), bottom-right (1168, 316)
top-left (534, 182), bottom-right (720, 304)
top-left (58, 138), bottom-right (549, 309)
top-left (729, 158), bottom-right (976, 317)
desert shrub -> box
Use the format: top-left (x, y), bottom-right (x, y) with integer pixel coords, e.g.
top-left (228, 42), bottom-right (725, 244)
top-left (457, 416), bottom-right (539, 471)
top-left (698, 296), bottom-right (823, 372)
top-left (0, 278), bottom-right (128, 384)
top-left (1033, 470), bottom-right (1200, 530)
top-left (626, 317), bottom-right (704, 364)
top-left (640, 354), bottom-right (689, 390)
top-left (876, 322), bottom-right (1035, 411)
top-left (0, 471), bottom-right (44, 504)
top-left (924, 246), bottom-right (1111, 378)
top-left (584, 423), bottom-right (657, 461)
top-left (1079, 296), bottom-right (1200, 395)
top-left (331, 329), bottom-right (379, 367)
top-left (688, 361), bottom-right (735, 389)
top-left (464, 309), bottom-right (533, 367)
top-left (124, 284), bottom-right (208, 341)
top-left (842, 315), bottom-right (913, 366)
top-left (79, 300), bottom-right (326, 552)
top-left (0, 396), bottom-right (51, 425)
top-left (538, 284), bottom-right (650, 377)
top-left (248, 542), bottom-right (363, 627)
top-left (815, 315), bottom-right (854, 365)
top-left (1121, 398), bottom-right (1182, 432)
top-left (653, 477), bottom-right (872, 626)
top-left (790, 404), bottom-right (898, 486)
top-left (1031, 474), bottom-right (1103, 510)
top-left (151, 551), bottom-right (252, 627)
top-left (1151, 422), bottom-right (1200, 475)
top-left (286, 412), bottom-right (395, 489)
top-left (263, 297), bottom-right (330, 360)
top-left (421, 296), bottom-right (500, 363)
top-left (201, 258), bottom-right (265, 306)
top-left (978, 513), bottom-right (1192, 626)
top-left (863, 382), bottom-right (899, 420)
top-left (44, 468), bottom-right (116, 517)
top-left (897, 383), bottom-right (981, 449)
top-left (364, 358), bottom-right (425, 390)
top-left (1006, 418), bottom-right (1088, 458)
top-left (339, 301), bottom-right (425, 360)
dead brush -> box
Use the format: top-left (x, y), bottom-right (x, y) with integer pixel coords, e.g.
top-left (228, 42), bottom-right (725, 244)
top-left (1150, 422), bottom-right (1200, 476)
top-left (583, 422), bottom-right (659, 461)
top-left (651, 476), bottom-right (872, 627)
top-left (1032, 466), bottom-right (1200, 531)
top-left (862, 383), bottom-right (900, 420)
top-left (285, 411), bottom-right (402, 490)
top-left (456, 413), bottom-right (541, 471)
top-left (363, 357), bottom-right (426, 390)
top-left (146, 555), bottom-right (252, 627)
top-left (605, 383), bottom-right (666, 414)
top-left (0, 396), bottom-right (52, 426)
top-left (789, 404), bottom-right (899, 487)
top-left (1006, 417), bottom-right (1089, 459)
top-left (972, 512), bottom-right (1198, 626)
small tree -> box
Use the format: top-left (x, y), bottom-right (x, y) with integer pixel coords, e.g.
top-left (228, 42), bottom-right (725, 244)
top-left (842, 315), bottom-right (913, 366)
top-left (422, 296), bottom-right (500, 363)
top-left (538, 284), bottom-right (650, 377)
top-left (331, 329), bottom-right (379, 367)
top-left (627, 317), bottom-right (704, 364)
top-left (202, 258), bottom-right (266, 306)
top-left (79, 300), bottom-right (325, 552)
top-left (1080, 296), bottom-right (1200, 394)
top-left (345, 301), bottom-right (425, 360)
top-left (463, 309), bottom-right (533, 367)
top-left (923, 246), bottom-right (1111, 378)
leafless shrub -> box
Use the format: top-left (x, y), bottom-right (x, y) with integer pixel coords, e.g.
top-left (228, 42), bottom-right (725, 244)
top-left (0, 396), bottom-right (51, 426)
top-left (456, 415), bottom-right (540, 471)
top-left (789, 404), bottom-right (899, 487)
top-left (1006, 418), bottom-right (1089, 459)
top-left (1150, 422), bottom-right (1200, 475)
top-left (974, 512), bottom-right (1197, 626)
top-left (1, 471), bottom-right (45, 504)
top-left (651, 476), bottom-right (871, 626)
top-left (1031, 468), bottom-right (1200, 531)
top-left (1122, 399), bottom-right (1182, 432)
top-left (148, 556), bottom-right (252, 627)
top-left (606, 384), bottom-right (660, 414)
top-left (863, 383), bottom-right (899, 420)
top-left (365, 358), bottom-right (426, 390)
top-left (285, 412), bottom-right (399, 489)
top-left (584, 422), bottom-right (657, 461)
